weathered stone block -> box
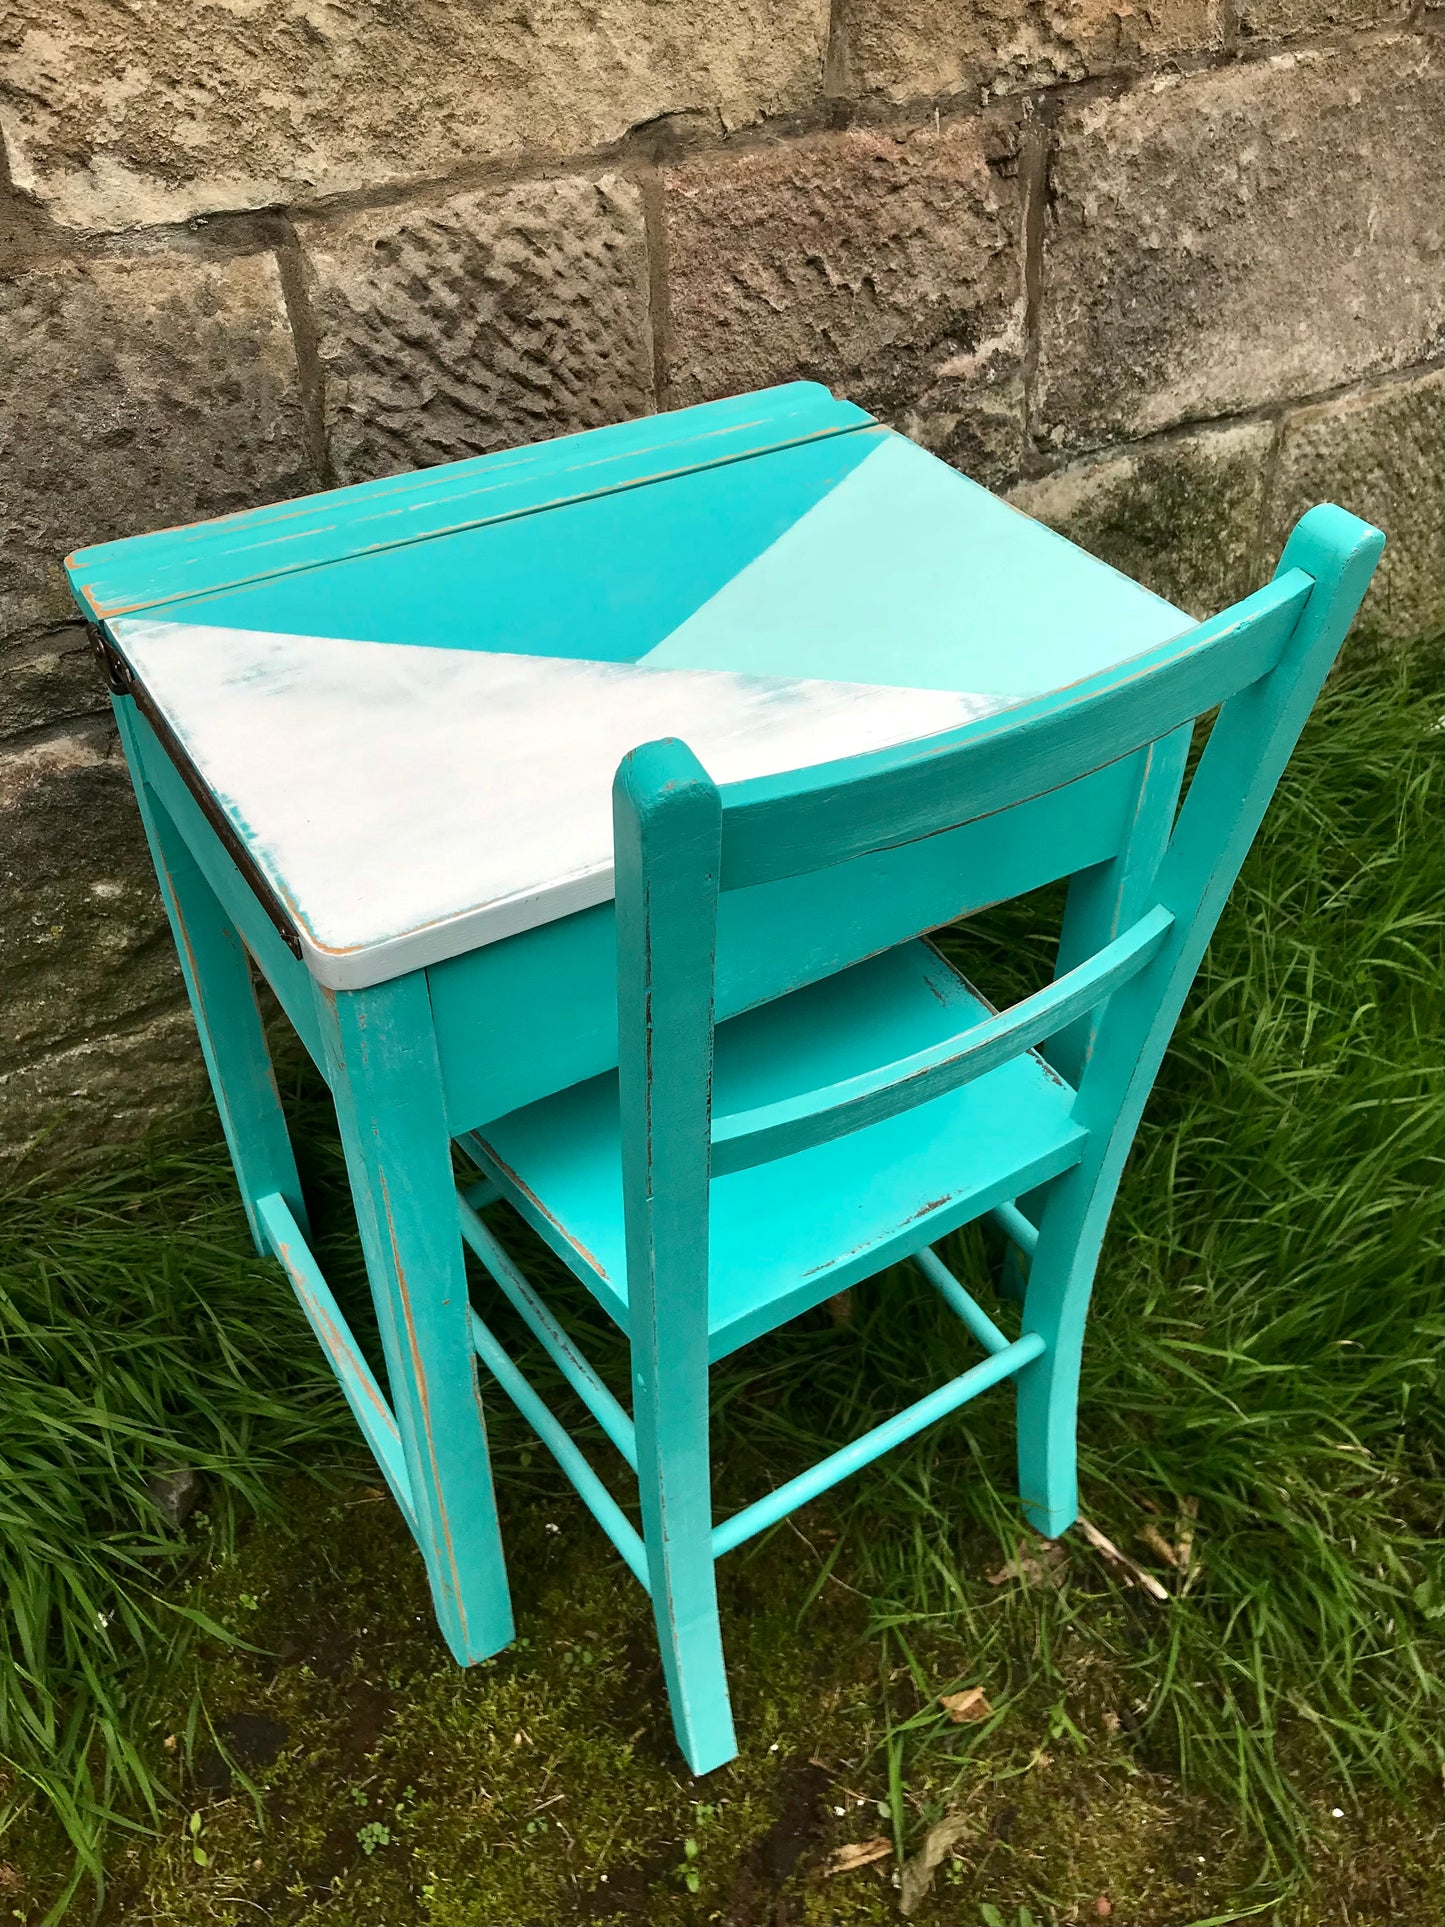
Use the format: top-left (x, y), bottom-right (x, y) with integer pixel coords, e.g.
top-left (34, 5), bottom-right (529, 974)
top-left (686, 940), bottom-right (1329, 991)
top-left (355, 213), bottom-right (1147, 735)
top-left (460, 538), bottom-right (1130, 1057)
top-left (1, 0), bottom-right (830, 232)
top-left (0, 248), bottom-right (310, 641)
top-left (1269, 371), bottom-right (1445, 649)
top-left (0, 724), bottom-right (182, 1074)
top-left (1009, 419), bottom-right (1275, 617)
top-left (0, 1005), bottom-right (207, 1172)
top-left (1037, 40), bottom-right (1445, 452)
top-left (301, 175), bottom-right (654, 485)
top-left (0, 630), bottom-right (107, 741)
top-left (665, 118), bottom-right (1026, 483)
top-left (1234, 0), bottom-right (1411, 40)
top-left (836, 0), bottom-right (1223, 105)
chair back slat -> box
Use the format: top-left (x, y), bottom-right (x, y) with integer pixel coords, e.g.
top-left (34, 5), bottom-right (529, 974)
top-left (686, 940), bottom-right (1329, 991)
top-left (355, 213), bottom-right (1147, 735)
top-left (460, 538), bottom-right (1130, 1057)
top-left (717, 571), bottom-right (1311, 891)
top-left (709, 904), bottom-right (1175, 1175)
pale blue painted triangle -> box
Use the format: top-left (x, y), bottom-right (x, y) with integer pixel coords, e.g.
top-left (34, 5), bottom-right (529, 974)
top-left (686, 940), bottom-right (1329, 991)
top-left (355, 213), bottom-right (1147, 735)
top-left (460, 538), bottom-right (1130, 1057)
top-left (640, 433), bottom-right (1195, 695)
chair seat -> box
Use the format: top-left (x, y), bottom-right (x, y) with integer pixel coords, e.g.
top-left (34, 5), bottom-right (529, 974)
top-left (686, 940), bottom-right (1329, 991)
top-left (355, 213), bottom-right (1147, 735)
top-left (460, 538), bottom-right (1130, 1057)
top-left (471, 940), bottom-right (1089, 1358)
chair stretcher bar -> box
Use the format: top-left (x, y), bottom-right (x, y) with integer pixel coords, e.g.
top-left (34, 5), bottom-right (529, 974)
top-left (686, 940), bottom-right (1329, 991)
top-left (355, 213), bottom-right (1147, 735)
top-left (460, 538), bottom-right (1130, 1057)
top-left (457, 1186), bottom-right (639, 1470)
top-left (256, 1193), bottom-right (416, 1531)
top-left (709, 1329), bottom-right (1045, 1559)
top-left (467, 1308), bottom-right (650, 1591)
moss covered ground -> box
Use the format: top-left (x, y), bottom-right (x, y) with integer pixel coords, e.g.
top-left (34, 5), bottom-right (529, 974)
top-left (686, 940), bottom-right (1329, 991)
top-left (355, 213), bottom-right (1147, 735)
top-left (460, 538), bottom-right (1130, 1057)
top-left (84, 1474), bottom-right (1443, 1927)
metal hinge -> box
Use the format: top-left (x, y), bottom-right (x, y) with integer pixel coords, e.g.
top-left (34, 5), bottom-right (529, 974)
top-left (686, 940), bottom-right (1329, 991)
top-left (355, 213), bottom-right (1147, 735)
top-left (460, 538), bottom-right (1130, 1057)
top-left (88, 622), bottom-right (134, 695)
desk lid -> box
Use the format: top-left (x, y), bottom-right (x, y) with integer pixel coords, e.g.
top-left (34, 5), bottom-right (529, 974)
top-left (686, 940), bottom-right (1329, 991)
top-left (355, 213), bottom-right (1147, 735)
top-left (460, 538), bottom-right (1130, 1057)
top-left (66, 384), bottom-right (871, 622)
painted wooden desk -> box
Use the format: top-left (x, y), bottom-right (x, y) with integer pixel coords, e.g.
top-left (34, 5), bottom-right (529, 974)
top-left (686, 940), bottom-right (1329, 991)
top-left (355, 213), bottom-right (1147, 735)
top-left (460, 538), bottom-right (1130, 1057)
top-left (68, 380), bottom-right (1213, 1678)
top-left (70, 383), bottom-right (1196, 1133)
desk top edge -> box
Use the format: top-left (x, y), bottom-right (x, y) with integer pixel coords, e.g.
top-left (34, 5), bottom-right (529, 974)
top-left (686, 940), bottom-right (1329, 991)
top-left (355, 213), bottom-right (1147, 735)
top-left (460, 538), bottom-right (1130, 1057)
top-left (66, 383), bottom-right (875, 623)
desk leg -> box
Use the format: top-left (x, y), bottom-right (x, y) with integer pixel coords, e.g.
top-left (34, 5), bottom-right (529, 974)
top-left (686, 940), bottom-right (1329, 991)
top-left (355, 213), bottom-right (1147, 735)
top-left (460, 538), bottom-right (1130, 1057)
top-left (315, 974), bottom-right (514, 1666)
top-left (115, 700), bottom-right (306, 1252)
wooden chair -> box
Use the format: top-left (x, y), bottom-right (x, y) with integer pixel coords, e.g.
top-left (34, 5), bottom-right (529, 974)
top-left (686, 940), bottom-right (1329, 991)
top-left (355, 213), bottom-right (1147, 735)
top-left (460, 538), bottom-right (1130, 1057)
top-left (458, 504), bottom-right (1383, 1772)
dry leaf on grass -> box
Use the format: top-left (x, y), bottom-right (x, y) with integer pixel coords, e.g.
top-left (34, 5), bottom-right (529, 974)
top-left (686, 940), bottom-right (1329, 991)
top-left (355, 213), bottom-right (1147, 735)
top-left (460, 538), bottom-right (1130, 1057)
top-left (1138, 1523), bottom-right (1184, 1569)
top-left (818, 1836), bottom-right (893, 1877)
top-left (939, 1685), bottom-right (993, 1723)
top-left (986, 1538), bottom-right (1067, 1587)
top-left (1138, 1496), bottom-right (1202, 1586)
top-left (1077, 1517), bottom-right (1170, 1601)
top-left (898, 1810), bottom-right (975, 1915)
top-left (1176, 1495), bottom-right (1200, 1589)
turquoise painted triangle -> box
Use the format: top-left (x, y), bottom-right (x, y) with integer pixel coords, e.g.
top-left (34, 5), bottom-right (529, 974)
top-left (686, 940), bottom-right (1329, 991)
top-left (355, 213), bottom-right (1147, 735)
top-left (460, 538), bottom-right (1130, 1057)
top-left (148, 430), bottom-right (1193, 699)
top-left (156, 431), bottom-right (881, 662)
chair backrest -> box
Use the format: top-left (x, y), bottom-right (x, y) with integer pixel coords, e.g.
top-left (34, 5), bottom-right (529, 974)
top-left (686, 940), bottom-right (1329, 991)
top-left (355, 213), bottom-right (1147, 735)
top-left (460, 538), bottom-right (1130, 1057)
top-left (611, 505), bottom-right (1383, 1315)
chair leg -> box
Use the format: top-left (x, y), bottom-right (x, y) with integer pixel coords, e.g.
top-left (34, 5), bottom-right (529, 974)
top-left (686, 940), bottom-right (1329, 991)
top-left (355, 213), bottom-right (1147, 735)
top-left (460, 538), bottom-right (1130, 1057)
top-left (133, 779), bottom-right (306, 1252)
top-left (1013, 1167), bottom-right (1108, 1540)
top-left (633, 1356), bottom-right (737, 1774)
top-left (315, 974), bottom-right (515, 1667)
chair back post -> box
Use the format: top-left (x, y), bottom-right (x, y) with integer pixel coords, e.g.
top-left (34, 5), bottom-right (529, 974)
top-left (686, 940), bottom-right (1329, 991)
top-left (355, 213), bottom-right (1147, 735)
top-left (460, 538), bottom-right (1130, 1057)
top-left (613, 734), bottom-right (722, 1452)
top-left (1013, 505), bottom-right (1384, 1534)
top-left (1077, 503), bottom-right (1386, 1151)
top-left (612, 737), bottom-right (736, 1767)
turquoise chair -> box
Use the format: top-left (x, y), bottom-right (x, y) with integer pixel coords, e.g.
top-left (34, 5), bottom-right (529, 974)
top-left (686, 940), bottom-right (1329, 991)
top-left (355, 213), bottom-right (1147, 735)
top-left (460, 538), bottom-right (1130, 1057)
top-left (458, 505), bottom-right (1384, 1772)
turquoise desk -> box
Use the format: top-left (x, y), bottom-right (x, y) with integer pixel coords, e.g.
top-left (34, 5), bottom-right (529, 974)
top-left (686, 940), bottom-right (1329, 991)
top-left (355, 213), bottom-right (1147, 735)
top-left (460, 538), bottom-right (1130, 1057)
top-left (68, 384), bottom-right (1197, 1124)
top-left (68, 381), bottom-right (1346, 1767)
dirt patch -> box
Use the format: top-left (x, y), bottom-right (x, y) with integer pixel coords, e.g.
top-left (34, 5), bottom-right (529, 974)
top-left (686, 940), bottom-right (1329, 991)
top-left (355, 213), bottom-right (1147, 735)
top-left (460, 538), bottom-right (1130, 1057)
top-left (190, 1708), bottom-right (290, 1797)
top-left (576, 1840), bottom-right (680, 1923)
top-left (293, 1821), bottom-right (361, 1902)
top-left (725, 1756), bottom-right (833, 1925)
top-left (604, 1630), bottom-right (675, 1763)
top-left (337, 1681), bottom-right (393, 1757)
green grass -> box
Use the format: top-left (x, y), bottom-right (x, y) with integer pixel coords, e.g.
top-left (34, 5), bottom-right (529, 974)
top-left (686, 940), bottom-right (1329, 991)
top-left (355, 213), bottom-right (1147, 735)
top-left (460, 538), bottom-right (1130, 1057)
top-left (0, 1141), bottom-right (364, 1915)
top-left (1, 644), bottom-right (1440, 1924)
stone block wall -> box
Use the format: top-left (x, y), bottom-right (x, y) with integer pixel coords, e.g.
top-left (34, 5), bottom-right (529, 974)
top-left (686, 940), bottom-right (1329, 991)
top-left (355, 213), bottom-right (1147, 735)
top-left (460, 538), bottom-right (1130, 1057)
top-left (1, 2), bottom-right (1441, 1164)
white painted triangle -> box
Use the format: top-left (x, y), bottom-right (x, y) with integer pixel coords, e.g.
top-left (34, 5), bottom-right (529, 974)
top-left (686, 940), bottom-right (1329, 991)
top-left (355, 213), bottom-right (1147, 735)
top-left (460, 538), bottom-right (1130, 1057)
top-left (113, 620), bottom-right (1019, 981)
